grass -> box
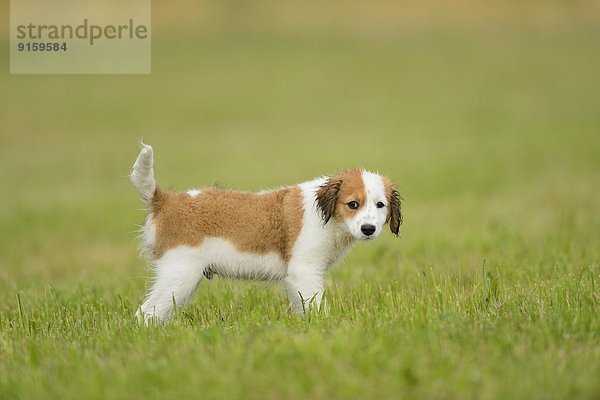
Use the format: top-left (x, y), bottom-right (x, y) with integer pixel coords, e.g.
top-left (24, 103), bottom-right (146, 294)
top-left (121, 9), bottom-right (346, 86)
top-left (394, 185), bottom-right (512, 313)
top-left (1, 9), bottom-right (599, 400)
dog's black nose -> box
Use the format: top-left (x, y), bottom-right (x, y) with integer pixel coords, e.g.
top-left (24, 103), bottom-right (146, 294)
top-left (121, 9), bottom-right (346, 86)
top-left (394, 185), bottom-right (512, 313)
top-left (361, 224), bottom-right (376, 236)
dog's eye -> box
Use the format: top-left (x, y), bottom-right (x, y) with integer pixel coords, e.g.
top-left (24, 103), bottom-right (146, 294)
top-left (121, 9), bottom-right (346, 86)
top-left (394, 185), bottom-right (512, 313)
top-left (376, 202), bottom-right (385, 208)
top-left (347, 201), bottom-right (359, 210)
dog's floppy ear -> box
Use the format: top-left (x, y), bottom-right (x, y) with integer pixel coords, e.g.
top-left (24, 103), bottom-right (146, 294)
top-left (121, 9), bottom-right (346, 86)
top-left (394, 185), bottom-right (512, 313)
top-left (389, 188), bottom-right (402, 236)
top-left (316, 178), bottom-right (342, 224)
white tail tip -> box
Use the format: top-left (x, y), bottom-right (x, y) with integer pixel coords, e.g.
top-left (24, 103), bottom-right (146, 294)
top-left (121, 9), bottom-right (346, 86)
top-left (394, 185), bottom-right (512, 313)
top-left (130, 142), bottom-right (156, 201)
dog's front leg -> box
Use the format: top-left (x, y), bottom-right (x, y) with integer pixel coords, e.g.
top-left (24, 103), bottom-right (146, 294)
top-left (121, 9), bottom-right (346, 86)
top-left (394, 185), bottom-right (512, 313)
top-left (284, 262), bottom-right (325, 313)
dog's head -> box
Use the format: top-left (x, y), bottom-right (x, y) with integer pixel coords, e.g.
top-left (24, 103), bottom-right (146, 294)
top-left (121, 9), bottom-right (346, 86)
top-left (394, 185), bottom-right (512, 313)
top-left (316, 169), bottom-right (402, 240)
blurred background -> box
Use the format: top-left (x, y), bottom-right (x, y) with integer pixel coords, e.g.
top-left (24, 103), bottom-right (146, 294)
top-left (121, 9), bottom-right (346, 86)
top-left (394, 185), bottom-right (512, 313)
top-left (0, 0), bottom-right (598, 297)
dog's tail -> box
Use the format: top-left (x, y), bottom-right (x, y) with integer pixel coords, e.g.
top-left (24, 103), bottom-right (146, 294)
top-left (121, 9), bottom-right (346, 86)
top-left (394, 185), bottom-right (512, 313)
top-left (129, 142), bottom-right (157, 202)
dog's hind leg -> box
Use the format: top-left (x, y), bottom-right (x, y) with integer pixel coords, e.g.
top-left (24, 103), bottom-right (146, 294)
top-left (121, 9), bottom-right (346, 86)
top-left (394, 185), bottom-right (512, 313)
top-left (136, 247), bottom-right (204, 324)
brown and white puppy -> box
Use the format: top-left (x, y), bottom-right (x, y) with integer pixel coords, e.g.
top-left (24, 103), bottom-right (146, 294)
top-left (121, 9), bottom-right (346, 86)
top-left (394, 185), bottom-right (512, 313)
top-left (130, 144), bottom-right (402, 322)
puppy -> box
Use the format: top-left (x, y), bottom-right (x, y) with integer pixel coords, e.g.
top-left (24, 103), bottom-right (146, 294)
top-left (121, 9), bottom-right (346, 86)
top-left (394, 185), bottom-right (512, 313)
top-left (130, 143), bottom-right (402, 322)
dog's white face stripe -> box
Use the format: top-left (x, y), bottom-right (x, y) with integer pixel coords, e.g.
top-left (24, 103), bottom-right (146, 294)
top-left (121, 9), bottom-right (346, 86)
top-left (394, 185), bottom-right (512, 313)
top-left (345, 171), bottom-right (388, 240)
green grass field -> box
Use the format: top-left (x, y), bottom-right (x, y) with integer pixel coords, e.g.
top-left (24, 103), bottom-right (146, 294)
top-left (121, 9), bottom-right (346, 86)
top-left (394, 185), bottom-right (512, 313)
top-left (1, 3), bottom-right (599, 399)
